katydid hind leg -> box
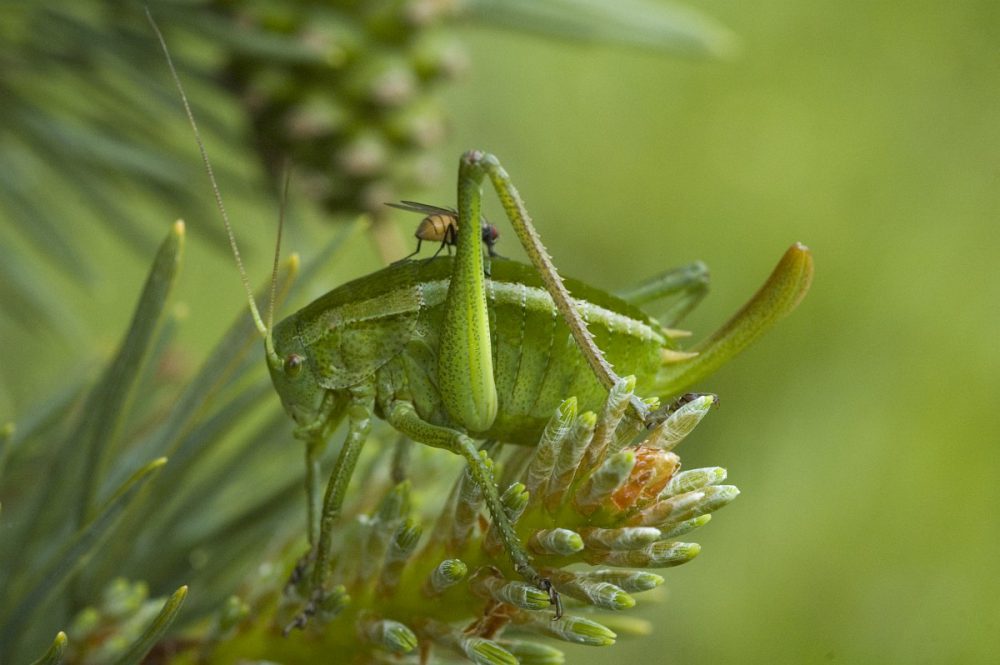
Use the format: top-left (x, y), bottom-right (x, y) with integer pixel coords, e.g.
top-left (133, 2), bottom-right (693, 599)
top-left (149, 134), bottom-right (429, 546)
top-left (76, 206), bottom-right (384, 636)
top-left (437, 151), bottom-right (499, 433)
top-left (458, 150), bottom-right (651, 426)
top-left (384, 399), bottom-right (561, 613)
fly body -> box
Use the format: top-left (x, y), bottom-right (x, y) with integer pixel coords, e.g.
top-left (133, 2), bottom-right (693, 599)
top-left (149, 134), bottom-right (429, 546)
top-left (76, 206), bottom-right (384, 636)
top-left (387, 201), bottom-right (500, 259)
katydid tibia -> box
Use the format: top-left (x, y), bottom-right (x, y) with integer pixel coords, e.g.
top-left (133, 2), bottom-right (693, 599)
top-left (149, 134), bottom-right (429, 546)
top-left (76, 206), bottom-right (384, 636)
top-left (152, 10), bottom-right (813, 633)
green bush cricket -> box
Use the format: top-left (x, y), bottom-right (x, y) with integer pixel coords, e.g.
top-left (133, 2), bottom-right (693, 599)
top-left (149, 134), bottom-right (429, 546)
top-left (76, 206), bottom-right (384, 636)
top-left (151, 11), bottom-right (813, 633)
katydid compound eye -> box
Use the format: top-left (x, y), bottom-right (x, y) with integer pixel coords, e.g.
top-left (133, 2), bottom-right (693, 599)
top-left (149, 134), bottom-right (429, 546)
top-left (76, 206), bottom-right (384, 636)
top-left (284, 354), bottom-right (304, 377)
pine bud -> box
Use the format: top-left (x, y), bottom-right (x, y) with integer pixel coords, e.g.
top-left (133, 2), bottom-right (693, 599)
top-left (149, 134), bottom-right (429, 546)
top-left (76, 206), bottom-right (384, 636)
top-left (587, 541), bottom-right (701, 568)
top-left (574, 450), bottom-right (636, 515)
top-left (515, 612), bottom-right (617, 647)
top-left (529, 528), bottom-right (584, 556)
top-left (359, 616), bottom-right (418, 654)
top-left (426, 558), bottom-right (468, 595)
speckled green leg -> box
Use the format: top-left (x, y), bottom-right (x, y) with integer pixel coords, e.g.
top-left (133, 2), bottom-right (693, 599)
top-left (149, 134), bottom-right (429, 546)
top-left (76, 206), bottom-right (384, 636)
top-left (282, 393), bottom-right (342, 595)
top-left (391, 435), bottom-right (412, 484)
top-left (438, 152), bottom-right (499, 434)
top-left (303, 438), bottom-right (323, 546)
top-left (286, 385), bottom-right (375, 633)
top-left (385, 400), bottom-right (559, 612)
top-left (284, 442), bottom-right (325, 599)
top-left (293, 393), bottom-right (344, 547)
top-left (312, 385), bottom-right (375, 590)
top-left (459, 150), bottom-right (650, 426)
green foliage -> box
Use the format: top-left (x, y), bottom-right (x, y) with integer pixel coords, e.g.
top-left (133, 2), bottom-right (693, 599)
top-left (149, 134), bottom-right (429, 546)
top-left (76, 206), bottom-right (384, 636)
top-left (466, 0), bottom-right (734, 57)
top-left (0, 221), bottom-right (351, 661)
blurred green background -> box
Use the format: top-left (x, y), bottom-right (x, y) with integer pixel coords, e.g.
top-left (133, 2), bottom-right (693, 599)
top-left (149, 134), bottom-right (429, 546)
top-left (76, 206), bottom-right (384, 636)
top-left (2, 0), bottom-right (998, 663)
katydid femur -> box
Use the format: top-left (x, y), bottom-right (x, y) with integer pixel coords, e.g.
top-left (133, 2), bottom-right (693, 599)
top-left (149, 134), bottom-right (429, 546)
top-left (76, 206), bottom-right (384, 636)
top-left (153, 11), bottom-right (813, 631)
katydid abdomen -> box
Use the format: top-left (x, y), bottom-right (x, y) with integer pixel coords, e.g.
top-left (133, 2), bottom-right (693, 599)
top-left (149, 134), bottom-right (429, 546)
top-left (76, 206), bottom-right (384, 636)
top-left (275, 256), bottom-right (673, 446)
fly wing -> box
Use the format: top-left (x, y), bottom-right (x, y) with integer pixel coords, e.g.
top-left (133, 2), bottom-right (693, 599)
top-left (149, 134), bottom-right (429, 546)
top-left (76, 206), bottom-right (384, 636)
top-left (386, 201), bottom-right (457, 216)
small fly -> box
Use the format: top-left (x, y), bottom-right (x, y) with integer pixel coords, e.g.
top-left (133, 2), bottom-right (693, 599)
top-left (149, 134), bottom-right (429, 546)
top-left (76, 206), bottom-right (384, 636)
top-left (387, 200), bottom-right (500, 260)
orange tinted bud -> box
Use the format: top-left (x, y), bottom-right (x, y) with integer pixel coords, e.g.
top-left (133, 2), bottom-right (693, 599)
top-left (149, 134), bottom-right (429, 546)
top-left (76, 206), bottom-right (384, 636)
top-left (610, 447), bottom-right (680, 510)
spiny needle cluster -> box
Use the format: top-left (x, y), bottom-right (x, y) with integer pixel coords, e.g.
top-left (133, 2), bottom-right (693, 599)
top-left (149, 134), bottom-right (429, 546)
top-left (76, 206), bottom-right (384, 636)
top-left (212, 378), bottom-right (738, 664)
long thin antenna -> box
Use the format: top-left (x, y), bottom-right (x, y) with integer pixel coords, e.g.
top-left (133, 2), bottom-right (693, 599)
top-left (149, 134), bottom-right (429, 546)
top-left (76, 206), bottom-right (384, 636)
top-left (268, 163), bottom-right (290, 333)
top-left (146, 8), bottom-right (269, 339)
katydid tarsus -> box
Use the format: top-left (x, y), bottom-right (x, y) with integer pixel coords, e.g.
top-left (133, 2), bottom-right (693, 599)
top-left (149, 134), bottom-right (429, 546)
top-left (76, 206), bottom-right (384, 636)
top-left (152, 10), bottom-right (813, 633)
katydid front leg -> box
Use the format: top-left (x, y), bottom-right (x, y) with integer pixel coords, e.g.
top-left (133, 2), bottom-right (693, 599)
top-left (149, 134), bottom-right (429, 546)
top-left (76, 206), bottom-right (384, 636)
top-left (286, 384), bottom-right (375, 633)
top-left (294, 392), bottom-right (345, 546)
top-left (303, 438), bottom-right (322, 544)
top-left (458, 150), bottom-right (652, 426)
top-left (312, 385), bottom-right (375, 589)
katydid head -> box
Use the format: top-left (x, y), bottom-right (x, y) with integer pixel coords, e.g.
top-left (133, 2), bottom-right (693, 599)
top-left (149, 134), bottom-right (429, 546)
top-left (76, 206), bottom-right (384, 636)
top-left (267, 319), bottom-right (328, 427)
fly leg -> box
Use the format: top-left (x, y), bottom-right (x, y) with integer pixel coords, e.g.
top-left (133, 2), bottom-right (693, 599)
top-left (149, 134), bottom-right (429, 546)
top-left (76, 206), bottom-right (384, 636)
top-left (442, 223), bottom-right (459, 257)
top-left (458, 150), bottom-right (651, 427)
top-left (383, 399), bottom-right (561, 616)
top-left (432, 230), bottom-right (451, 258)
top-left (285, 384), bottom-right (375, 633)
top-left (394, 237), bottom-right (424, 264)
